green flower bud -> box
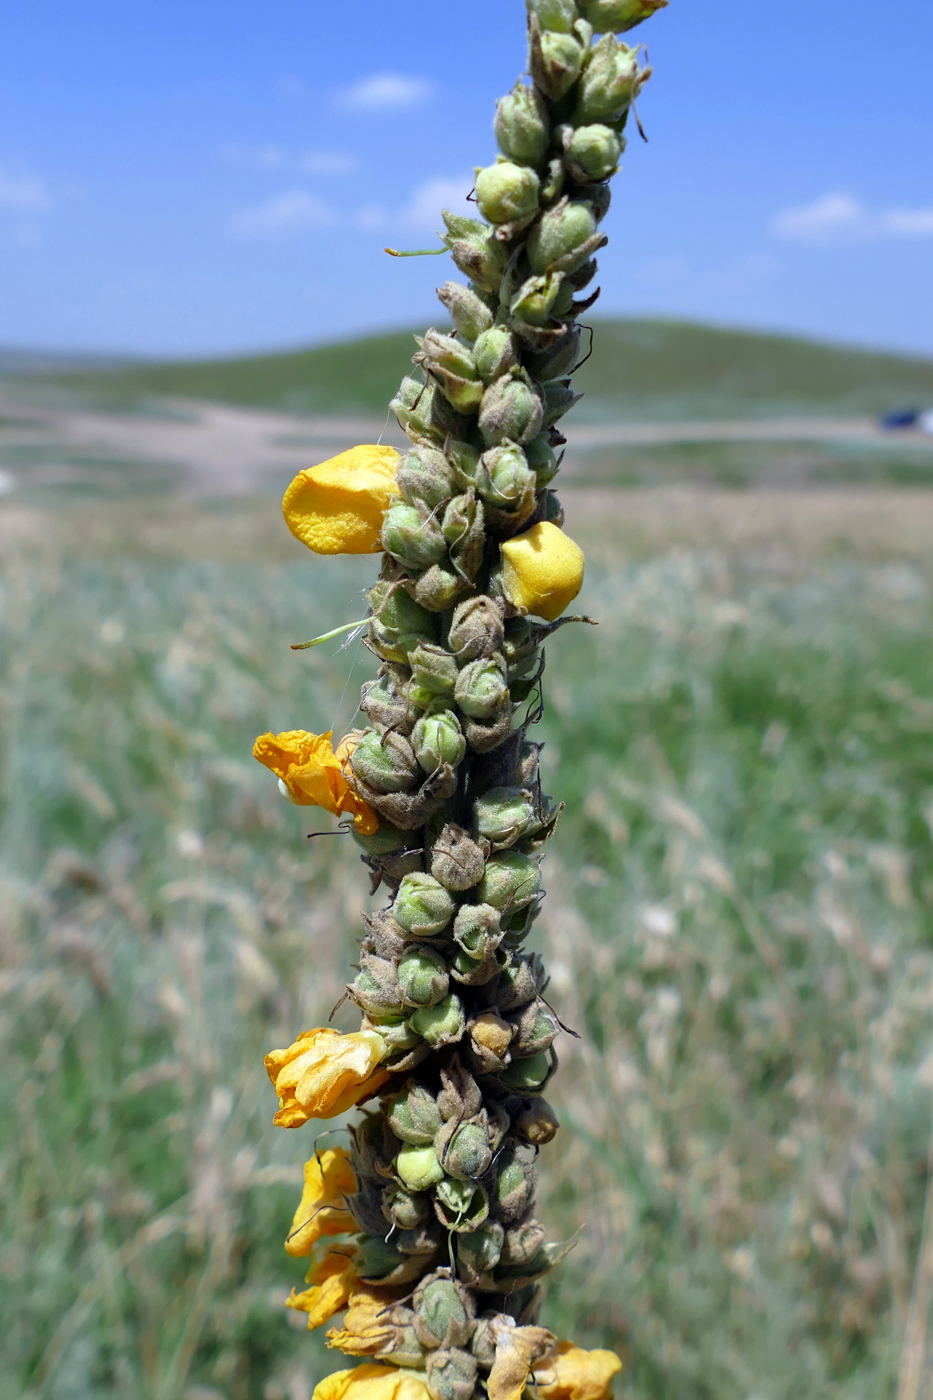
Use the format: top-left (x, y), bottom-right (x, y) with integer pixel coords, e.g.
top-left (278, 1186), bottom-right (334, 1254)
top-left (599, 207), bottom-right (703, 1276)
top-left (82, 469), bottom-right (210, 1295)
top-left (541, 489), bottom-right (565, 526)
top-left (413, 1275), bottom-right (476, 1350)
top-left (351, 819), bottom-right (410, 857)
top-left (356, 1234), bottom-right (424, 1286)
top-left (580, 0), bottom-right (668, 32)
top-left (410, 993), bottom-right (465, 1047)
top-left (351, 730), bottom-right (420, 794)
top-left (453, 902), bottom-right (504, 958)
top-left (382, 1326), bottom-right (428, 1370)
top-left (501, 1218), bottom-right (547, 1267)
top-left (397, 1143), bottom-right (445, 1191)
top-left (511, 1095), bottom-right (560, 1145)
top-left (442, 211), bottom-right (510, 295)
top-left (436, 281), bottom-right (494, 342)
top-left (494, 82), bottom-right (550, 167)
top-left (474, 162), bottom-right (540, 227)
top-left (524, 434), bottom-right (560, 487)
top-left (525, 326), bottom-right (582, 383)
top-left (397, 446), bottom-right (460, 511)
top-left (391, 375), bottom-right (471, 446)
top-left (541, 379), bottom-right (583, 427)
top-left (498, 1050), bottom-right (551, 1090)
top-left (393, 872), bottom-right (456, 938)
top-left (492, 1149), bottom-right (537, 1224)
top-left (442, 493), bottom-right (485, 583)
top-left (457, 1221), bottom-right (505, 1282)
top-left (478, 443), bottom-right (536, 512)
top-left (367, 1012), bottom-right (423, 1053)
top-left (573, 33), bottom-right (647, 124)
top-left (451, 945), bottom-right (510, 986)
top-left (540, 154), bottom-right (566, 204)
top-left (430, 823), bottom-right (486, 892)
top-left (565, 122), bottom-right (623, 181)
top-left (382, 501), bottom-right (448, 571)
top-left (472, 327), bottom-right (519, 384)
top-left (412, 710), bottom-right (466, 773)
top-left (351, 958), bottom-right (406, 1016)
top-left (425, 1348), bottom-right (479, 1400)
top-left (530, 28), bottom-right (586, 102)
top-left (527, 0), bottom-right (579, 32)
top-left (478, 376), bottom-right (543, 448)
top-left (398, 947), bottom-right (450, 1008)
top-left (416, 330), bottom-right (486, 413)
top-left (449, 597), bottom-right (505, 663)
top-left (369, 580), bottom-right (437, 663)
top-left (492, 954), bottom-right (544, 1011)
top-left (388, 1080), bottom-right (443, 1145)
top-left (434, 1177), bottom-right (489, 1231)
top-left (501, 616), bottom-right (539, 680)
top-left (455, 657), bottom-right (509, 720)
top-left (360, 667), bottom-right (417, 733)
top-left (527, 198), bottom-right (598, 276)
top-left (473, 786), bottom-right (535, 845)
top-left (442, 1121), bottom-right (493, 1182)
top-left (445, 439), bottom-right (481, 488)
top-left (410, 643), bottom-right (459, 698)
top-left (396, 1219), bottom-right (446, 1258)
top-left (509, 1001), bottom-right (560, 1057)
top-left (476, 851), bottom-right (542, 911)
top-left (411, 563), bottom-right (468, 613)
top-left (383, 1183), bottom-right (429, 1230)
top-left (470, 1315), bottom-right (499, 1369)
top-left (509, 270), bottom-right (565, 327)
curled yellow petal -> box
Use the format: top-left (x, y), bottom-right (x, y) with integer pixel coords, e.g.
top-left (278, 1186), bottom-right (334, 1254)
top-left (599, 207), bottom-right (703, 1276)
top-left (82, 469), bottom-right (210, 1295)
top-left (500, 521), bottom-right (584, 622)
top-left (326, 1285), bottom-right (401, 1356)
top-left (284, 445), bottom-right (401, 555)
top-left (264, 1028), bottom-right (391, 1127)
top-left (285, 1148), bottom-right (358, 1257)
top-left (287, 1245), bottom-right (359, 1330)
top-left (252, 728), bottom-right (378, 835)
top-left (488, 1318), bottom-right (557, 1400)
top-left (535, 1340), bottom-right (623, 1400)
top-left (312, 1364), bottom-right (431, 1400)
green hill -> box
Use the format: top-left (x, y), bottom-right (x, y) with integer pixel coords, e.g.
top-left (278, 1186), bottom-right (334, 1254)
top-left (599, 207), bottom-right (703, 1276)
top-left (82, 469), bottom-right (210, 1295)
top-left (44, 319), bottom-right (933, 422)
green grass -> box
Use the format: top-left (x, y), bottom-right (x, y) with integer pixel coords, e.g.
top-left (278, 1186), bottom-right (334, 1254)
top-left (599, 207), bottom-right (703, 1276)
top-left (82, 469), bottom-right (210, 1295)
top-left (37, 319), bottom-right (933, 422)
top-left (3, 497), bottom-right (933, 1399)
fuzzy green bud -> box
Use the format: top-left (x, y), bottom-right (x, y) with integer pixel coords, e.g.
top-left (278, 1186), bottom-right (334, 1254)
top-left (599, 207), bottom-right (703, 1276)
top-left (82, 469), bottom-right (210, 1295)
top-left (351, 730), bottom-right (420, 794)
top-left (360, 668), bottom-right (416, 733)
top-left (411, 564), bottom-right (467, 614)
top-left (393, 872), bottom-right (456, 938)
top-left (436, 282), bottom-right (494, 342)
top-left (448, 597), bottom-right (505, 663)
top-left (351, 962), bottom-right (405, 1017)
top-left (435, 1177), bottom-right (489, 1229)
top-left (509, 1001), bottom-right (560, 1057)
top-left (527, 0), bottom-right (579, 31)
top-left (414, 1276), bottom-right (475, 1351)
top-left (369, 581), bottom-right (437, 664)
top-left (501, 1218), bottom-right (547, 1267)
top-left (410, 643), bottom-right (459, 699)
top-left (491, 955), bottom-right (543, 1011)
top-left (367, 1012), bottom-right (423, 1054)
top-left (527, 198), bottom-right (598, 275)
top-left (524, 434), bottom-right (560, 487)
top-left (351, 818), bottom-right (410, 857)
top-left (474, 162), bottom-right (539, 227)
top-left (478, 443), bottom-right (536, 512)
top-left (431, 823), bottom-right (487, 892)
top-left (573, 33), bottom-right (647, 124)
top-left (426, 1349), bottom-right (479, 1400)
top-left (443, 1122), bottom-right (493, 1182)
top-left (418, 328), bottom-right (478, 381)
top-left (388, 1081), bottom-right (443, 1145)
top-left (382, 501), bottom-right (448, 571)
top-left (442, 212), bottom-right (510, 295)
top-left (442, 493), bottom-right (485, 583)
top-left (580, 0), bottom-right (667, 31)
top-left (397, 1143), bottom-right (445, 1191)
top-left (473, 786), bottom-right (535, 845)
top-left (492, 1150), bottom-right (537, 1224)
top-left (455, 657), bottom-right (509, 720)
top-left (356, 1234), bottom-right (423, 1286)
top-left (412, 710), bottom-right (466, 772)
top-left (397, 446), bottom-right (459, 511)
top-left (478, 376), bottom-right (544, 448)
top-left (476, 851), bottom-right (541, 911)
top-left (457, 1221), bottom-right (505, 1281)
top-left (565, 122), bottom-right (623, 181)
top-left (410, 993), bottom-right (465, 1047)
top-left (494, 82), bottom-right (550, 167)
top-left (509, 270), bottom-right (565, 327)
top-left (383, 1184), bottom-right (429, 1230)
top-left (398, 947), bottom-right (450, 1008)
top-left (472, 327), bottom-right (519, 384)
top-left (453, 902), bottom-right (504, 959)
top-left (390, 375), bottom-right (469, 446)
top-left (542, 380), bottom-right (583, 427)
top-left (498, 1050), bottom-right (551, 1090)
top-left (525, 327), bottom-right (582, 383)
top-left (530, 28), bottom-right (586, 102)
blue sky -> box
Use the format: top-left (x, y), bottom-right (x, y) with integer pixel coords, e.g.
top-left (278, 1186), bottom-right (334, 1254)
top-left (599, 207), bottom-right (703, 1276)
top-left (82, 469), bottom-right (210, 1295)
top-left (1, 0), bottom-right (931, 358)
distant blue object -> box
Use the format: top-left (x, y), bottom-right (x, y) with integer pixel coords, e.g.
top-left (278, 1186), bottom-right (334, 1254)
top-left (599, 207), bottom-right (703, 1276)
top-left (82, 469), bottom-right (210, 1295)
top-left (880, 408), bottom-right (922, 430)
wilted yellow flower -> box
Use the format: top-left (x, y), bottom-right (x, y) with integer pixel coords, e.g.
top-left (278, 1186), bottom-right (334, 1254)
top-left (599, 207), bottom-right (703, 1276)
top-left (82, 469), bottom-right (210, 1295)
top-left (536, 1340), bottom-right (623, 1400)
top-left (312, 1364), bottom-right (431, 1400)
top-left (288, 1245), bottom-right (360, 1330)
top-left (286, 1148), bottom-right (358, 1257)
top-left (253, 729), bottom-right (378, 835)
top-left (500, 521), bottom-right (584, 622)
top-left (326, 1285), bottom-right (400, 1356)
top-left (265, 1028), bottom-right (391, 1128)
top-left (284, 445), bottom-right (401, 555)
top-left (487, 1318), bottom-right (557, 1400)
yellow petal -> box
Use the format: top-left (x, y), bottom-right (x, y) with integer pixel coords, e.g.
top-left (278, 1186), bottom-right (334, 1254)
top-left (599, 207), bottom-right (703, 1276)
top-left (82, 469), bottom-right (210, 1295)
top-left (536, 1341), bottom-right (623, 1400)
top-left (287, 1247), bottom-right (359, 1329)
top-left (285, 1148), bottom-right (357, 1257)
top-left (488, 1321), bottom-right (556, 1400)
top-left (284, 445), bottom-right (401, 555)
top-left (312, 1364), bottom-right (431, 1400)
top-left (500, 521), bottom-right (584, 622)
top-left (265, 1028), bottom-right (391, 1127)
top-left (252, 729), bottom-right (378, 835)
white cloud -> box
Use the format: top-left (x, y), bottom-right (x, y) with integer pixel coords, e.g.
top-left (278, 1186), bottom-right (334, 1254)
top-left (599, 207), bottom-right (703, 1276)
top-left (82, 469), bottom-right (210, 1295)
top-left (402, 175), bottom-right (475, 229)
top-left (771, 191), bottom-right (933, 245)
top-left (0, 170), bottom-right (50, 211)
top-left (228, 190), bottom-right (337, 238)
top-left (301, 150), bottom-right (357, 175)
top-left (336, 73), bottom-right (434, 111)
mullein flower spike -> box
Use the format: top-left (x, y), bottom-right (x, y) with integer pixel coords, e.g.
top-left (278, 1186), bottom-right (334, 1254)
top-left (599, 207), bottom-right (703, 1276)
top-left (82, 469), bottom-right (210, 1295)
top-left (255, 1), bottom-right (667, 1394)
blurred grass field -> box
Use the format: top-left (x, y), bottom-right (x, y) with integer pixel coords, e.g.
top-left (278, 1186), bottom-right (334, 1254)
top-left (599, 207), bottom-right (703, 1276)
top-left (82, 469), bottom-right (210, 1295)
top-left (4, 479), bottom-right (933, 1400)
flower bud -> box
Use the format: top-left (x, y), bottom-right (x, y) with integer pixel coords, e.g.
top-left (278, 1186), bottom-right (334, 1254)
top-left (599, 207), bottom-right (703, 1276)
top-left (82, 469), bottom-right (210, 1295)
top-left (477, 446), bottom-right (537, 526)
top-left (411, 564), bottom-right (468, 613)
top-left (509, 270), bottom-right (565, 327)
top-left (439, 1120), bottom-right (493, 1183)
top-left (410, 643), bottom-right (459, 699)
top-left (393, 872), bottom-right (456, 938)
top-left (474, 162), bottom-right (540, 228)
top-left (494, 82), bottom-right (550, 167)
top-left (473, 786), bottom-right (535, 846)
top-left (382, 501), bottom-right (448, 571)
top-left (527, 0), bottom-right (579, 31)
top-left (368, 581), bottom-right (437, 664)
top-left (580, 0), bottom-right (668, 31)
top-left (525, 327), bottom-right (582, 383)
top-left (511, 1095), bottom-right (560, 1145)
top-left (455, 657), bottom-right (510, 720)
top-left (434, 1177), bottom-right (489, 1232)
top-left (448, 597), bottom-right (505, 664)
top-left (396, 1219), bottom-right (446, 1257)
top-left (414, 1274), bottom-right (476, 1350)
top-left (426, 1348), bottom-right (479, 1400)
top-left (573, 33), bottom-right (647, 124)
top-left (541, 380), bottom-right (583, 427)
top-left (445, 438), bottom-right (481, 487)
top-left (498, 1050), bottom-right (552, 1090)
top-left (565, 122), bottom-right (623, 181)
top-left (397, 446), bottom-right (460, 511)
top-left (468, 1011), bottom-right (514, 1072)
top-left (397, 1143), bottom-right (445, 1191)
top-left (494, 954), bottom-right (544, 1011)
top-left (501, 1218), bottom-right (547, 1267)
top-left (442, 494), bottom-right (485, 583)
top-left (360, 667), bottom-right (417, 734)
top-left (492, 1149), bottom-right (537, 1223)
top-left (356, 1234), bottom-right (425, 1286)
top-left (410, 993), bottom-right (465, 1047)
top-left (383, 1183), bottom-right (430, 1230)
top-left (430, 823), bottom-right (486, 892)
top-left (351, 730), bottom-right (421, 794)
top-left (479, 374), bottom-right (545, 454)
top-left (391, 375), bottom-right (470, 446)
top-left (388, 1080), bottom-right (443, 1145)
top-left (472, 327), bottom-right (519, 385)
top-left (398, 947), bottom-right (450, 1008)
top-left (351, 957), bottom-right (406, 1016)
top-left (458, 1222), bottom-right (505, 1283)
top-left (417, 328), bottom-right (478, 382)
top-left (508, 1001), bottom-right (560, 1057)
top-left (436, 281), bottom-right (494, 342)
top-left (501, 616), bottom-right (538, 679)
top-left (476, 851), bottom-right (542, 911)
top-left (367, 1012), bottom-right (423, 1054)
top-left (451, 944), bottom-right (510, 987)
top-left (530, 27), bottom-right (586, 102)
top-left (453, 902), bottom-right (504, 959)
top-left (417, 348), bottom-right (486, 414)
top-left (527, 199), bottom-right (598, 276)
top-left (412, 710), bottom-right (466, 773)
top-left (442, 212), bottom-right (510, 295)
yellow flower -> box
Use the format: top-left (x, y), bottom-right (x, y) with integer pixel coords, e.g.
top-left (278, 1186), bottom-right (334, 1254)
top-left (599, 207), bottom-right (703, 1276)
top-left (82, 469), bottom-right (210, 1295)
top-left (252, 729), bottom-right (378, 835)
top-left (286, 1148), bottom-right (358, 1257)
top-left (287, 1245), bottom-right (359, 1330)
top-left (326, 1285), bottom-right (401, 1356)
top-left (536, 1341), bottom-right (623, 1400)
top-left (284, 445), bottom-right (401, 555)
top-left (487, 1319), bottom-right (557, 1400)
top-left (312, 1364), bottom-right (431, 1400)
top-left (500, 520), bottom-right (585, 622)
top-left (264, 1027), bottom-right (392, 1128)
